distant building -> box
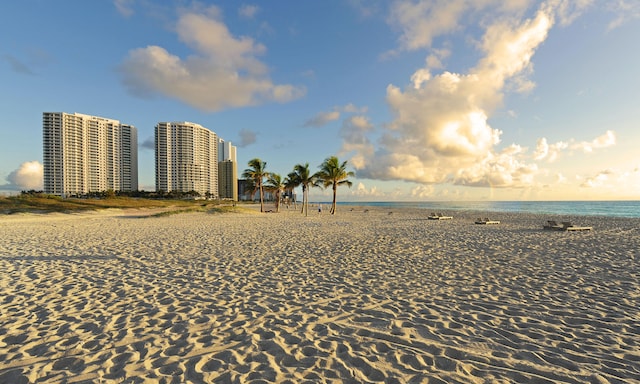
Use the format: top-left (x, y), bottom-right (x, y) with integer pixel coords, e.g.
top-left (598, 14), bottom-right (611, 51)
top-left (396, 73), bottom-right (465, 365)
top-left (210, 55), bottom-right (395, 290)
top-left (42, 112), bottom-right (138, 196)
top-left (218, 139), bottom-right (238, 201)
top-left (155, 122), bottom-right (218, 197)
top-left (238, 179), bottom-right (254, 201)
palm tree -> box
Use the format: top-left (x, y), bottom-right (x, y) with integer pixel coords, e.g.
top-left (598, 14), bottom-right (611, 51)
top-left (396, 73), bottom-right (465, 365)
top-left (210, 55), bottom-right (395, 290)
top-left (284, 172), bottom-right (299, 210)
top-left (243, 177), bottom-right (256, 201)
top-left (316, 156), bottom-right (354, 215)
top-left (291, 163), bottom-right (318, 216)
top-left (242, 158), bottom-right (268, 212)
top-left (264, 173), bottom-right (285, 213)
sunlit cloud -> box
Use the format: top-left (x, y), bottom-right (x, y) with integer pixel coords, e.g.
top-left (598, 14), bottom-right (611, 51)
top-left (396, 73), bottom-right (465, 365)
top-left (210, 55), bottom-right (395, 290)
top-left (533, 137), bottom-right (569, 162)
top-left (571, 130), bottom-right (616, 153)
top-left (350, 3), bottom-right (556, 188)
top-left (350, 182), bottom-right (384, 198)
top-left (580, 169), bottom-right (614, 188)
top-left (119, 5), bottom-right (305, 112)
top-left (5, 161), bottom-right (43, 190)
top-left (534, 130), bottom-right (615, 162)
top-left (345, 1), bottom-right (620, 191)
top-left (387, 0), bottom-right (533, 53)
top-left (410, 184), bottom-right (435, 198)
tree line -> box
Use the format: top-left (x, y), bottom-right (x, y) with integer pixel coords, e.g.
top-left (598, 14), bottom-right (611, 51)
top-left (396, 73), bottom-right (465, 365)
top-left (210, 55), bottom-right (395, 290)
top-left (243, 155), bottom-right (354, 215)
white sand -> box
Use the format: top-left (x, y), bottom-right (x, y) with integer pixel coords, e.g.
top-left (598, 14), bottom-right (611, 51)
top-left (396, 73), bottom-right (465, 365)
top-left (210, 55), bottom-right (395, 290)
top-left (0, 206), bottom-right (639, 383)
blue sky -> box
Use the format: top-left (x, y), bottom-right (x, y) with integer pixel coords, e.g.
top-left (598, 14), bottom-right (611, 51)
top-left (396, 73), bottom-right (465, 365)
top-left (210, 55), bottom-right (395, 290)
top-left (1, 0), bottom-right (639, 201)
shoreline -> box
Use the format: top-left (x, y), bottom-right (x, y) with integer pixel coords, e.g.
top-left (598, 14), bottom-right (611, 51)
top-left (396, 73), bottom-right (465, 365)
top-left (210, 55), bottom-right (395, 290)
top-left (1, 208), bottom-right (638, 382)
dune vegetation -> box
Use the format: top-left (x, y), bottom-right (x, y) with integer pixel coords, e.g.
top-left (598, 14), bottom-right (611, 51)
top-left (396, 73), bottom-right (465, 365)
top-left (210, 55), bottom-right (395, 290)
top-left (0, 193), bottom-right (250, 215)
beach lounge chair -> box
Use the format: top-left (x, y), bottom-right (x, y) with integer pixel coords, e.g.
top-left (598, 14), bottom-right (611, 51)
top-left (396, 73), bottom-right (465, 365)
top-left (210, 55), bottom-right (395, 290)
top-left (475, 218), bottom-right (500, 224)
top-left (428, 212), bottom-right (453, 220)
top-left (543, 220), bottom-right (564, 230)
top-left (561, 221), bottom-right (592, 231)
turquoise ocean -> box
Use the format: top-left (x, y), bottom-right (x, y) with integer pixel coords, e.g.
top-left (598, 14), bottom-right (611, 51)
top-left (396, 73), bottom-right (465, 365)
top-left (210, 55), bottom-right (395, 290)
top-left (335, 201), bottom-right (640, 218)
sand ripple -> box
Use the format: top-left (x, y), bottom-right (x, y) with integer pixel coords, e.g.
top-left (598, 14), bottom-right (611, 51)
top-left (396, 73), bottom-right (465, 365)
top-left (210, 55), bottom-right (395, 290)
top-left (0, 208), bottom-right (639, 382)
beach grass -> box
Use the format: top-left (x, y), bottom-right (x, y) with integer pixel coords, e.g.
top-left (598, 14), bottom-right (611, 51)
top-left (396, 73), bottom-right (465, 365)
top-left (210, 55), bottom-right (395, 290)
top-left (0, 195), bottom-right (247, 215)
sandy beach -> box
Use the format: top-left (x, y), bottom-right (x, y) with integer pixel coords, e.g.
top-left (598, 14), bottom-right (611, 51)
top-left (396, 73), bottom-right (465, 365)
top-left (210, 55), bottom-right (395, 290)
top-left (0, 205), bottom-right (638, 383)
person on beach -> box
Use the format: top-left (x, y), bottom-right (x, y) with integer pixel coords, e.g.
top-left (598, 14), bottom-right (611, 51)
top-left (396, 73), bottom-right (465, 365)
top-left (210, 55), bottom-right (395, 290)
top-left (318, 204), bottom-right (322, 214)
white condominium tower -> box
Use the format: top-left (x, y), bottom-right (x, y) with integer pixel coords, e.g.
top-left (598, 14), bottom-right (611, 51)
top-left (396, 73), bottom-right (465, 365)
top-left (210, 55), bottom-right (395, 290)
top-left (155, 122), bottom-right (218, 197)
top-left (42, 112), bottom-right (138, 196)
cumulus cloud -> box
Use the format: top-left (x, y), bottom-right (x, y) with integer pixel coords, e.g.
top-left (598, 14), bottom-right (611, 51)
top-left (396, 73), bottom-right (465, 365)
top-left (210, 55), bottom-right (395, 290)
top-left (339, 116), bottom-right (375, 169)
top-left (533, 137), bottom-right (569, 162)
top-left (6, 161), bottom-right (43, 190)
top-left (237, 128), bottom-right (257, 147)
top-left (387, 0), bottom-right (534, 52)
top-left (349, 3), bottom-right (559, 187)
top-left (303, 111), bottom-right (341, 128)
top-left (303, 104), bottom-right (368, 127)
top-left (580, 169), bottom-right (614, 188)
top-left (410, 184), bottom-right (435, 198)
top-left (534, 130), bottom-right (615, 162)
top-left (119, 5), bottom-right (305, 112)
top-left (572, 130), bottom-right (616, 153)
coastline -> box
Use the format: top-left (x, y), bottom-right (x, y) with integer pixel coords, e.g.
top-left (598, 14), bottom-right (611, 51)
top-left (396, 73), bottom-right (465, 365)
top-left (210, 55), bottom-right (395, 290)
top-left (1, 207), bottom-right (638, 382)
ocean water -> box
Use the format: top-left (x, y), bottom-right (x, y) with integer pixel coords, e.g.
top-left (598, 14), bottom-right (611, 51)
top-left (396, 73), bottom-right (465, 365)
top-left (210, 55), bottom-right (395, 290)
top-left (335, 201), bottom-right (640, 218)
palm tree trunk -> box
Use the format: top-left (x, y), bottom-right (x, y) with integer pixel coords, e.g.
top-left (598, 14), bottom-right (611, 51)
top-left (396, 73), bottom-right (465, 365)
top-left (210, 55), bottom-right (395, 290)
top-left (331, 184), bottom-right (337, 214)
top-left (259, 183), bottom-right (264, 212)
top-left (301, 185), bottom-right (308, 216)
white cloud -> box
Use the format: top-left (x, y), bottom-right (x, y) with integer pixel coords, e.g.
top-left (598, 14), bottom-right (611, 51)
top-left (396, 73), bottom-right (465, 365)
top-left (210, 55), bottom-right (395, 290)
top-left (388, 0), bottom-right (467, 51)
top-left (7, 161), bottom-right (43, 190)
top-left (114, 0), bottom-right (134, 18)
top-left (119, 6), bottom-right (305, 112)
top-left (350, 5), bottom-right (554, 186)
top-left (580, 169), bottom-right (614, 188)
top-left (239, 4), bottom-right (260, 19)
top-left (533, 137), bottom-right (569, 162)
top-left (546, 0), bottom-right (594, 26)
top-left (304, 104), bottom-right (368, 127)
top-left (534, 130), bottom-right (615, 162)
top-left (304, 111), bottom-right (341, 128)
top-left (453, 144), bottom-right (539, 188)
top-left (340, 116), bottom-right (375, 170)
top-left (571, 130), bottom-right (616, 153)
top-left (347, 2), bottom-right (620, 190)
top-left (388, 0), bottom-right (532, 52)
top-left (606, 0), bottom-right (640, 29)
top-left (350, 182), bottom-right (383, 198)
top-left (410, 184), bottom-right (435, 198)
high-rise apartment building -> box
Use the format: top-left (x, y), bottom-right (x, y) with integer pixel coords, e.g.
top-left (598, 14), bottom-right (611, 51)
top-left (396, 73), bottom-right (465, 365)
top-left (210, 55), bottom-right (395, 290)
top-left (155, 122), bottom-right (218, 197)
top-left (43, 112), bottom-right (138, 196)
top-left (218, 139), bottom-right (238, 201)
